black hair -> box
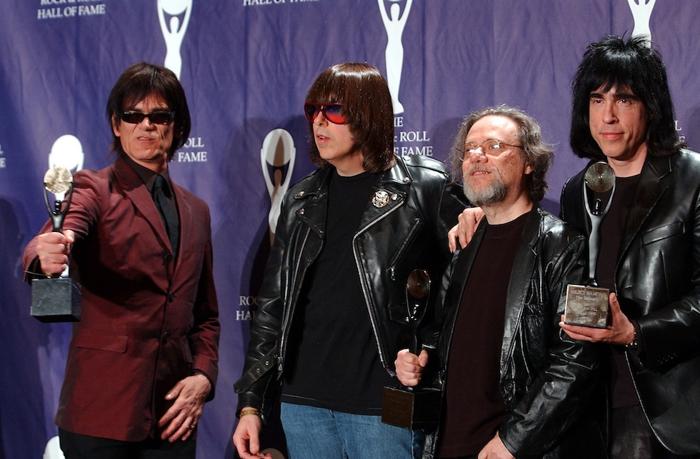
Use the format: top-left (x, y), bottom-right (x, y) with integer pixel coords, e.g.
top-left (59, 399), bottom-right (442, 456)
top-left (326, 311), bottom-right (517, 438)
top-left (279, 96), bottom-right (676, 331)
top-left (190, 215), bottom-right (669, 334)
top-left (570, 35), bottom-right (684, 159)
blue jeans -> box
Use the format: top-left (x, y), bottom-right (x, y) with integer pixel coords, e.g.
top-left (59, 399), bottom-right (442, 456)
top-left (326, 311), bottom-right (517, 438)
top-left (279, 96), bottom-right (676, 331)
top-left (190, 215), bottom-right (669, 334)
top-left (280, 402), bottom-right (424, 459)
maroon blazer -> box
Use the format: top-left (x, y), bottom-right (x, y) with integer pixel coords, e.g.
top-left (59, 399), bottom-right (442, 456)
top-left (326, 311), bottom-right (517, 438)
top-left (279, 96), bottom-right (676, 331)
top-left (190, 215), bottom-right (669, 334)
top-left (23, 156), bottom-right (219, 441)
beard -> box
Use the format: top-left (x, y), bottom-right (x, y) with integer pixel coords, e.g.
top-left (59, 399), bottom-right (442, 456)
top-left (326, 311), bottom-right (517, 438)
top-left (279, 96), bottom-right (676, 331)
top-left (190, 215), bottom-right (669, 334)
top-left (463, 170), bottom-right (507, 206)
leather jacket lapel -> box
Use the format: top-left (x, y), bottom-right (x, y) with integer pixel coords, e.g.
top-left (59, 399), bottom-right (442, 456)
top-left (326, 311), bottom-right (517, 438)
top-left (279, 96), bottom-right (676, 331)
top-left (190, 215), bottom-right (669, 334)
top-left (618, 155), bottom-right (671, 264)
top-left (500, 209), bottom-right (540, 373)
top-left (356, 159), bottom-right (410, 233)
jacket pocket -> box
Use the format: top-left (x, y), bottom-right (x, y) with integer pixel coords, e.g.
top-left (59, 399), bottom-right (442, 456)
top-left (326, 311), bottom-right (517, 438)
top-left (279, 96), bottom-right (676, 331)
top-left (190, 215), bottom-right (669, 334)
top-left (73, 331), bottom-right (128, 353)
top-left (386, 218), bottom-right (424, 282)
top-left (642, 221), bottom-right (684, 245)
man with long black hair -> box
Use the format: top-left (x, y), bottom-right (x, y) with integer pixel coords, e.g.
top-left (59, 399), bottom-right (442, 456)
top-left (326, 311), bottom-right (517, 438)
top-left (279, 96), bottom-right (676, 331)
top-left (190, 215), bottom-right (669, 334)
top-left (559, 36), bottom-right (700, 459)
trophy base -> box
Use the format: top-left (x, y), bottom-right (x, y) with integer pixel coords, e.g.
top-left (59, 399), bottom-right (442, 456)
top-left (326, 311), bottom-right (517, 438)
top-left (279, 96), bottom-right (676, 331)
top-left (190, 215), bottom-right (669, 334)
top-left (564, 284), bottom-right (609, 328)
top-left (381, 386), bottom-right (441, 430)
top-left (31, 277), bottom-right (81, 322)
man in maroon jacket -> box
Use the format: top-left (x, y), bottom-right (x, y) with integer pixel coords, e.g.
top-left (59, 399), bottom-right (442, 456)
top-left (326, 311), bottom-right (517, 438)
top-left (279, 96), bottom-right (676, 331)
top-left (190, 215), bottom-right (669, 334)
top-left (23, 62), bottom-right (219, 459)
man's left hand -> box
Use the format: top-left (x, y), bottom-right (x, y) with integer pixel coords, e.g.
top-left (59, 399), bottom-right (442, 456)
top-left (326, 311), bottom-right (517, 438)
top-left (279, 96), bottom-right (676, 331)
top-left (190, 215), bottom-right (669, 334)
top-left (478, 433), bottom-right (514, 459)
top-left (158, 373), bottom-right (211, 442)
top-left (560, 292), bottom-right (636, 345)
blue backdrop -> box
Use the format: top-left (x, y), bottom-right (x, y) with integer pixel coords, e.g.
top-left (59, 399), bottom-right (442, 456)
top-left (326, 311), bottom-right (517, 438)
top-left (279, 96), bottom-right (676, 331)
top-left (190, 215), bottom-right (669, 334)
top-left (1, 1), bottom-right (698, 457)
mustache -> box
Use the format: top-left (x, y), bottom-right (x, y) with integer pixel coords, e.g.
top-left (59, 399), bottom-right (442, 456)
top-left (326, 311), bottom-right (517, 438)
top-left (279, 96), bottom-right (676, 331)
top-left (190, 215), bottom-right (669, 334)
top-left (465, 165), bottom-right (492, 175)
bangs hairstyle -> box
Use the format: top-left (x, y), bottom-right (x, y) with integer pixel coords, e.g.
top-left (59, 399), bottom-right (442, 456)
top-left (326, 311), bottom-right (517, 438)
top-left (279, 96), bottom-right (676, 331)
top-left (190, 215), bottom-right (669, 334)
top-left (570, 36), bottom-right (684, 160)
top-left (305, 62), bottom-right (394, 173)
top-left (450, 105), bottom-right (553, 203)
top-left (106, 62), bottom-right (191, 160)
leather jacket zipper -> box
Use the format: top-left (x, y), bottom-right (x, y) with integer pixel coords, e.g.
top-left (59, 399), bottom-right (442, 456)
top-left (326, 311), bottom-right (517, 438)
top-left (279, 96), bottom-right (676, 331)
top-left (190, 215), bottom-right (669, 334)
top-left (387, 218), bottom-right (422, 281)
top-left (352, 198), bottom-right (404, 371)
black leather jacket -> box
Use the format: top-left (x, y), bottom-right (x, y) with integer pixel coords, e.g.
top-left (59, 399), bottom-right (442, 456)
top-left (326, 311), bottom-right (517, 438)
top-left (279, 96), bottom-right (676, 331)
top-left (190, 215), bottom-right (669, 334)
top-left (234, 155), bottom-right (465, 415)
top-left (423, 208), bottom-right (605, 459)
top-left (560, 150), bottom-right (700, 455)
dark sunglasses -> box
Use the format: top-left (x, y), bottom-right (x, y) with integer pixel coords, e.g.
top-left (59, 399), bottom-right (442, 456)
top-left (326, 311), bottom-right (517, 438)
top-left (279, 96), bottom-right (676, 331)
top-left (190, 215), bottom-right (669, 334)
top-left (303, 103), bottom-right (349, 124)
top-left (120, 110), bottom-right (175, 125)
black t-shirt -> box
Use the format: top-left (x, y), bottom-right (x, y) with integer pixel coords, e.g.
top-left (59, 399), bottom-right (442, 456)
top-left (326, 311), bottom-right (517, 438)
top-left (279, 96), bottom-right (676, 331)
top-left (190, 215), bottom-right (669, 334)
top-left (596, 174), bottom-right (642, 408)
top-left (439, 212), bottom-right (529, 457)
top-left (281, 168), bottom-right (393, 414)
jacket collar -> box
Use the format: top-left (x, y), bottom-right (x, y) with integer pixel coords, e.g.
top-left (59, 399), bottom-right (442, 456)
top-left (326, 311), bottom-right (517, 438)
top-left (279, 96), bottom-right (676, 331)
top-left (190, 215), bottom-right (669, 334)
top-left (113, 155), bottom-right (176, 259)
top-left (617, 154), bottom-right (671, 263)
top-left (294, 156), bottom-right (412, 237)
top-left (357, 157), bottom-right (411, 233)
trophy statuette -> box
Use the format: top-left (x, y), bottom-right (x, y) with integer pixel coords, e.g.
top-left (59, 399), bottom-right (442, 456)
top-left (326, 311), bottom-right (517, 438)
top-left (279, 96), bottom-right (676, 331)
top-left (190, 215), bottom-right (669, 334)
top-left (30, 165), bottom-right (81, 322)
top-left (382, 269), bottom-right (441, 430)
top-left (564, 161), bottom-right (615, 328)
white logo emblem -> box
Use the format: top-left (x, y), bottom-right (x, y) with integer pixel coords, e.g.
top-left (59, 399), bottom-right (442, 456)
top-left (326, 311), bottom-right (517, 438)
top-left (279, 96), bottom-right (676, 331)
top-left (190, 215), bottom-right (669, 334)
top-left (261, 129), bottom-right (296, 243)
top-left (627, 0), bottom-right (656, 44)
top-left (378, 0), bottom-right (413, 115)
top-left (158, 0), bottom-right (193, 79)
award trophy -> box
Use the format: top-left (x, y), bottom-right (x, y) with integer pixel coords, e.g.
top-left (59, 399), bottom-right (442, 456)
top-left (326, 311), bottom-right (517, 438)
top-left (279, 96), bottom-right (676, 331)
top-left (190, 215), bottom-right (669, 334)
top-left (564, 161), bottom-right (615, 328)
top-left (382, 269), bottom-right (441, 429)
top-left (31, 166), bottom-right (81, 322)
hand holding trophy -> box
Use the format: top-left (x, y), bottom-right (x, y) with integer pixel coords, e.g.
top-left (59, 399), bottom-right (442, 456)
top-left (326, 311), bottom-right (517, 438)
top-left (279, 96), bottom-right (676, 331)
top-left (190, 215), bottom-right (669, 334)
top-left (30, 165), bottom-right (81, 322)
top-left (382, 269), bottom-right (441, 429)
top-left (564, 161), bottom-right (615, 328)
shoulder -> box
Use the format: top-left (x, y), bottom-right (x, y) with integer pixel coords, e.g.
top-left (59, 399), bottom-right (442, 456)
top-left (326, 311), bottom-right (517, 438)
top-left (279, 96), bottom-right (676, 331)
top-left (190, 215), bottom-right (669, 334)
top-left (671, 149), bottom-right (700, 174)
top-left (401, 154), bottom-right (449, 179)
top-left (398, 155), bottom-right (452, 195)
top-left (646, 150), bottom-right (700, 191)
top-left (537, 208), bottom-right (585, 249)
top-left (560, 164), bottom-right (587, 199)
top-left (174, 183), bottom-right (210, 213)
top-left (559, 164), bottom-right (589, 221)
top-left (286, 167), bottom-right (327, 200)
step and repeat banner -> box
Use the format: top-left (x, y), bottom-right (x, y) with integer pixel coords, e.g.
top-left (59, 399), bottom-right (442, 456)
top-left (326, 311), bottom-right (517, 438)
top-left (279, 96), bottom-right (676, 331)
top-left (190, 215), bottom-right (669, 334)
top-left (1, 0), bottom-right (698, 457)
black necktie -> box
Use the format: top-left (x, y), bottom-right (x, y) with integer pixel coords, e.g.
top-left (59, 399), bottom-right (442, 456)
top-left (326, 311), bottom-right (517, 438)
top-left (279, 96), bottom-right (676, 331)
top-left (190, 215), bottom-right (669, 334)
top-left (152, 174), bottom-right (179, 256)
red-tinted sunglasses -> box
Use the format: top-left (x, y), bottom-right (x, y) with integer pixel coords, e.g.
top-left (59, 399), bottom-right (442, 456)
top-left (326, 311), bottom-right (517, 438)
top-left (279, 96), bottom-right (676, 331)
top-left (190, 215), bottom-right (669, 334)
top-left (303, 103), bottom-right (349, 125)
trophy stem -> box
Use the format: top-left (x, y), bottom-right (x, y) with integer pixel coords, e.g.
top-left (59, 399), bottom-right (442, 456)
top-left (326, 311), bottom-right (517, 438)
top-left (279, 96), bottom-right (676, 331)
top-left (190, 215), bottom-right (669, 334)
top-left (588, 216), bottom-right (602, 286)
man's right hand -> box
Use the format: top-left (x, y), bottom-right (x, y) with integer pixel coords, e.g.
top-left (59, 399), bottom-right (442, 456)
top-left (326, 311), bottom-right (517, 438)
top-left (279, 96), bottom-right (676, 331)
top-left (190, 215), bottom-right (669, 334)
top-left (448, 208), bottom-right (484, 252)
top-left (395, 349), bottom-right (429, 387)
top-left (35, 230), bottom-right (75, 276)
top-left (233, 410), bottom-right (270, 459)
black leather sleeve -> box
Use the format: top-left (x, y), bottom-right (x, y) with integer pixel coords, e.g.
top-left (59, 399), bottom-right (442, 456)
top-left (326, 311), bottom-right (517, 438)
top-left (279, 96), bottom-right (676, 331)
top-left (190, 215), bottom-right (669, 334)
top-left (233, 193), bottom-right (291, 416)
top-left (634, 178), bottom-right (700, 369)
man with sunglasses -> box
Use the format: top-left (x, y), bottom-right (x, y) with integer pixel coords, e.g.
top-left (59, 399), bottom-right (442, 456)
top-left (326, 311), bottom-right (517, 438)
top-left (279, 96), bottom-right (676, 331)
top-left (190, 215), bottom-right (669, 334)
top-left (233, 62), bottom-right (464, 459)
top-left (396, 106), bottom-right (604, 458)
top-left (23, 62), bottom-right (219, 458)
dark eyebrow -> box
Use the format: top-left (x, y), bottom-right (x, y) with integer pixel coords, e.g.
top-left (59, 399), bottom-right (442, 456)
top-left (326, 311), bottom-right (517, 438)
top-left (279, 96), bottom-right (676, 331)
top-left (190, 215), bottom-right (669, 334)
top-left (613, 92), bottom-right (640, 101)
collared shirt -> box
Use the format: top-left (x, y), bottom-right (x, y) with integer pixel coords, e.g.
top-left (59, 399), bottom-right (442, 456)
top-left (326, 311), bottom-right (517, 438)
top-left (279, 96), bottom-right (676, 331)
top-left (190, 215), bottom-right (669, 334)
top-left (121, 153), bottom-right (179, 257)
